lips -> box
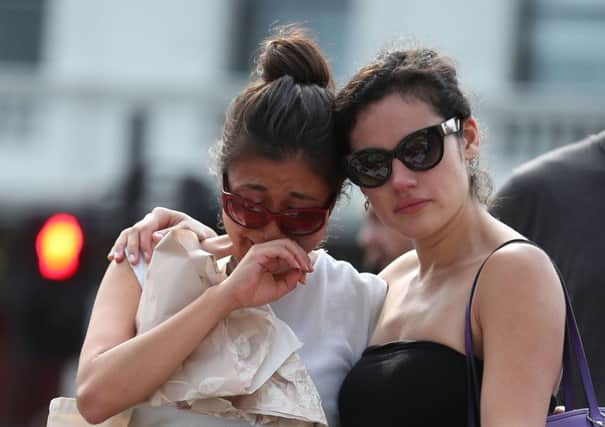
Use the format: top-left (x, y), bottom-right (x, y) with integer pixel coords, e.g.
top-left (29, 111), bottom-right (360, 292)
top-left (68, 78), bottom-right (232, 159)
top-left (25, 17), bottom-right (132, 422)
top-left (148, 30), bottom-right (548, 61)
top-left (395, 198), bottom-right (429, 214)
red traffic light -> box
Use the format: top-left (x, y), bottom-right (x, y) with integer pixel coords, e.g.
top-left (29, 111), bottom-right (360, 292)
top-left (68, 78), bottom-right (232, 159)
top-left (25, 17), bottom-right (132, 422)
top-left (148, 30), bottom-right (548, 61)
top-left (35, 213), bottom-right (84, 281)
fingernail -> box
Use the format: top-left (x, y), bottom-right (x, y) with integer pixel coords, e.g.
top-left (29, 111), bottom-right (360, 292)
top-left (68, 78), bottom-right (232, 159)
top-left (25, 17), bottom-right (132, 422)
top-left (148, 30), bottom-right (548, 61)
top-left (107, 251), bottom-right (114, 260)
top-left (128, 254), bottom-right (136, 263)
top-left (143, 252), bottom-right (150, 261)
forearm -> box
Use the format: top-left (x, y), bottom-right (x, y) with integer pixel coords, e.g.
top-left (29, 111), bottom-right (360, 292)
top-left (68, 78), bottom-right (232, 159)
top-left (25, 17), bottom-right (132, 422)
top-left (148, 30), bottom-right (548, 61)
top-left (77, 284), bottom-right (237, 422)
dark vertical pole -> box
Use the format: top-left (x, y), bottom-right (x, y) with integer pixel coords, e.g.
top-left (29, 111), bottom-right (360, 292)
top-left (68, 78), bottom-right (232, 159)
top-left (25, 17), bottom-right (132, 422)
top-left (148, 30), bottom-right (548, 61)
top-left (512, 0), bottom-right (537, 84)
top-left (123, 108), bottom-right (148, 224)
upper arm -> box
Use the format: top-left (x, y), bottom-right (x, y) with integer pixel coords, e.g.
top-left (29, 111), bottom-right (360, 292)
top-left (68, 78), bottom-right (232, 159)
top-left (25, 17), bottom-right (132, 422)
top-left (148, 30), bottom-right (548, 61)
top-left (78, 261), bottom-right (142, 368)
top-left (475, 244), bottom-right (565, 426)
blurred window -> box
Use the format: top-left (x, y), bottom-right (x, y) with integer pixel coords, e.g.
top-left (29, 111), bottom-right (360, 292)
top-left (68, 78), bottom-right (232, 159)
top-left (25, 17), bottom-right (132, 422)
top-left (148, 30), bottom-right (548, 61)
top-left (0, 1), bottom-right (44, 140)
top-left (515, 0), bottom-right (605, 88)
top-left (229, 0), bottom-right (350, 80)
top-left (0, 0), bottom-right (45, 65)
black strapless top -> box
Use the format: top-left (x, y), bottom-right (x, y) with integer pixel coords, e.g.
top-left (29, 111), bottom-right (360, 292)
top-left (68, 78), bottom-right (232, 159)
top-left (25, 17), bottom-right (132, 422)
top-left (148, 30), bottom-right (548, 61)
top-left (338, 340), bottom-right (556, 427)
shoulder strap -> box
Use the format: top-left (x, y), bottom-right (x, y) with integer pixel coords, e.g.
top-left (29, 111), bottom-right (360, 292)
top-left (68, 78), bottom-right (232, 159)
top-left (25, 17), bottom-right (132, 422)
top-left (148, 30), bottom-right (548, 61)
top-left (465, 239), bottom-right (530, 425)
top-left (464, 239), bottom-right (604, 427)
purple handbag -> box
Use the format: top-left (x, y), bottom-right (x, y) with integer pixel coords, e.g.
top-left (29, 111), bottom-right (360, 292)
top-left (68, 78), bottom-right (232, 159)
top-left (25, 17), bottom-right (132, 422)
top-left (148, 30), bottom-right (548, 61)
top-left (465, 239), bottom-right (605, 427)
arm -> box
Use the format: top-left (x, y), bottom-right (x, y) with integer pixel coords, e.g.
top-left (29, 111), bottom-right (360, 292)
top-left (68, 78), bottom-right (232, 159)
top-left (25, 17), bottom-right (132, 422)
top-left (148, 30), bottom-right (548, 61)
top-left (108, 207), bottom-right (217, 264)
top-left (76, 260), bottom-right (237, 423)
top-left (473, 243), bottom-right (565, 427)
top-left (77, 238), bottom-right (311, 423)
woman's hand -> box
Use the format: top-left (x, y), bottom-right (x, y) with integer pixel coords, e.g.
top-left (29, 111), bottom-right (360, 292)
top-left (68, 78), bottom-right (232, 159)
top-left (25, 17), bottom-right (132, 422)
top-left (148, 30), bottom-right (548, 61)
top-left (107, 207), bottom-right (217, 264)
top-left (222, 238), bottom-right (313, 309)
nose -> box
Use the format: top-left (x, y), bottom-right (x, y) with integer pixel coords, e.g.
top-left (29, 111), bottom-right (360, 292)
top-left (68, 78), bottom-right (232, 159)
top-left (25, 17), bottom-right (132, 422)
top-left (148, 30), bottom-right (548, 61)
top-left (390, 158), bottom-right (418, 190)
top-left (259, 218), bottom-right (288, 242)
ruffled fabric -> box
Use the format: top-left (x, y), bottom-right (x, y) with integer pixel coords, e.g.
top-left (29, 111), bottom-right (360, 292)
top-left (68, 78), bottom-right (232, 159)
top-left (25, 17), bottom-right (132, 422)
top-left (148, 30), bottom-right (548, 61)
top-left (136, 229), bottom-right (327, 426)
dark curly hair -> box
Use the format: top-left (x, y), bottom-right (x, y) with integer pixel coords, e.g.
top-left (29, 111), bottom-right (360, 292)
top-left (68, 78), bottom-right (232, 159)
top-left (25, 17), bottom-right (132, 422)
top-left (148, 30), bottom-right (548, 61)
top-left (334, 46), bottom-right (492, 203)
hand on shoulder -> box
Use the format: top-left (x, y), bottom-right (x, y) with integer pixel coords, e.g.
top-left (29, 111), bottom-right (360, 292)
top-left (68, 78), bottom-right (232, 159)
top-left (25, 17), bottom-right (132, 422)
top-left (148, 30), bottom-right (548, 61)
top-left (107, 207), bottom-right (218, 265)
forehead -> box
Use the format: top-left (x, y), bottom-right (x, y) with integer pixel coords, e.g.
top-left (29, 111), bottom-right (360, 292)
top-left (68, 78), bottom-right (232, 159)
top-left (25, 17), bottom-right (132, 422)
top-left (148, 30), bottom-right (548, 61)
top-left (226, 155), bottom-right (330, 200)
top-left (350, 93), bottom-right (443, 151)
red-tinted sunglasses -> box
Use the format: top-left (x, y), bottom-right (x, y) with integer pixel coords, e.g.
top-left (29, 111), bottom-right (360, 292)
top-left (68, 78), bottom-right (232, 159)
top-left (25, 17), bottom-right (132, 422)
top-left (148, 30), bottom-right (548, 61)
top-left (221, 191), bottom-right (330, 236)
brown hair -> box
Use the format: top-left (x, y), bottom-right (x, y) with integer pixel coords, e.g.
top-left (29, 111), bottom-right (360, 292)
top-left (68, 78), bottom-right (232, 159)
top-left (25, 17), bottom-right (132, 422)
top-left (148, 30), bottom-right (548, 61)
top-left (334, 46), bottom-right (492, 203)
top-left (215, 25), bottom-right (346, 198)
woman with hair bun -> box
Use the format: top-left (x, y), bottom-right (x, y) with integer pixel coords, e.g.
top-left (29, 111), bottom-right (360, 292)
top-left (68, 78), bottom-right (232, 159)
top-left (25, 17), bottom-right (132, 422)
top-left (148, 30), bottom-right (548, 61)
top-left (75, 27), bottom-right (386, 426)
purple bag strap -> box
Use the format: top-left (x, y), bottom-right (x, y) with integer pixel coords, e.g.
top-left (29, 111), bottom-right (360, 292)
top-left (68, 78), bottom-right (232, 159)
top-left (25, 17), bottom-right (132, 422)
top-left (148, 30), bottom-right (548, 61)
top-left (464, 239), bottom-right (604, 426)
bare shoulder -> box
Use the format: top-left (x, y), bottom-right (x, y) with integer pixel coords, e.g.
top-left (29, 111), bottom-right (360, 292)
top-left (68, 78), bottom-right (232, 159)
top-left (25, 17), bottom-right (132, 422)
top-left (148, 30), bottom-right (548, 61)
top-left (482, 242), bottom-right (559, 287)
top-left (95, 260), bottom-right (142, 312)
top-left (80, 261), bottom-right (142, 360)
top-left (475, 242), bottom-right (564, 320)
top-left (379, 249), bottom-right (418, 287)
top-left (474, 245), bottom-right (566, 425)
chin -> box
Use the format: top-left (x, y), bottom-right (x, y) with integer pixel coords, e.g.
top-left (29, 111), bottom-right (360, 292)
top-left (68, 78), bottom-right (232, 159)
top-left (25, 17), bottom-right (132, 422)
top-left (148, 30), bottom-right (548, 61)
top-left (230, 243), bottom-right (250, 262)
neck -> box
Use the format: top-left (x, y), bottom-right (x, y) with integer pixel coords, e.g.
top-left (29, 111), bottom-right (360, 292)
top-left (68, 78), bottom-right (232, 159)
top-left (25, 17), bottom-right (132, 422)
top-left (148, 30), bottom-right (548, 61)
top-left (413, 198), bottom-right (493, 278)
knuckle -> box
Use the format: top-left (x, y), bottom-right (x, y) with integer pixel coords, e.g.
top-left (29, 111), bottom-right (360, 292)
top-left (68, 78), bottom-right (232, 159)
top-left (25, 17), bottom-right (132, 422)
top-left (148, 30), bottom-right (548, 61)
top-left (154, 206), bottom-right (171, 217)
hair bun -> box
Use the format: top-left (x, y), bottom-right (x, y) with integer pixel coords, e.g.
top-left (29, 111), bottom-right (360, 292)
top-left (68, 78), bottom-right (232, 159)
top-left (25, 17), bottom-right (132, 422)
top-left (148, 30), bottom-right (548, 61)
top-left (256, 26), bottom-right (333, 89)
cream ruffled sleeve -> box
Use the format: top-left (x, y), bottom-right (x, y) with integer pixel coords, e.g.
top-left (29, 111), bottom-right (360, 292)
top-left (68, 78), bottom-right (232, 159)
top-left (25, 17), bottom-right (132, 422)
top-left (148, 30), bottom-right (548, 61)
top-left (135, 229), bottom-right (327, 426)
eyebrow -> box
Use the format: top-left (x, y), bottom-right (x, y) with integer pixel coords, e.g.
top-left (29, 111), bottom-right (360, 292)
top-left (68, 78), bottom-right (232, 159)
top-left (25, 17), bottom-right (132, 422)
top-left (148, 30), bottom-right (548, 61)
top-left (238, 183), bottom-right (320, 201)
top-left (290, 191), bottom-right (320, 201)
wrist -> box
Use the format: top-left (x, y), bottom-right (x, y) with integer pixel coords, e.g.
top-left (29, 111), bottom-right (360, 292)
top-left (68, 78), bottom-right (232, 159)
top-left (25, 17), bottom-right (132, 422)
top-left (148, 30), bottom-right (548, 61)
top-left (206, 280), bottom-right (241, 315)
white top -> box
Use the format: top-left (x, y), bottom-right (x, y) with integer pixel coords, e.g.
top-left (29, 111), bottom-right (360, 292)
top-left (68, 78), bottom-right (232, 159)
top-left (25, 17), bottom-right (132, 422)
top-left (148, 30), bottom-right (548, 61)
top-left (129, 249), bottom-right (386, 427)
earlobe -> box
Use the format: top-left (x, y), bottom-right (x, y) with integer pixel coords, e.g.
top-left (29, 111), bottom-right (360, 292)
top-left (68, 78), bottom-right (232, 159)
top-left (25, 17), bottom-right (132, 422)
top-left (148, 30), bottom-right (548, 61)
top-left (461, 117), bottom-right (480, 160)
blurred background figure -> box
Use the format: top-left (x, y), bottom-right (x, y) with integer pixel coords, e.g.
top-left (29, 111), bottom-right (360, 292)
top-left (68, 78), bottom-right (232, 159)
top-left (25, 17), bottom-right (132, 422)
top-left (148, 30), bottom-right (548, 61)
top-left (0, 0), bottom-right (604, 425)
top-left (490, 130), bottom-right (605, 408)
top-left (357, 206), bottom-right (413, 273)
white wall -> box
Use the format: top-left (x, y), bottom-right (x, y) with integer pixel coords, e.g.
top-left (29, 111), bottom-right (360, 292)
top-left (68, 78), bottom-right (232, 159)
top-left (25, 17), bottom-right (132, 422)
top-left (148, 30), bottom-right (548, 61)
top-left (43, 0), bottom-right (231, 85)
top-left (0, 0), bottom-right (236, 209)
top-left (347, 0), bottom-right (521, 93)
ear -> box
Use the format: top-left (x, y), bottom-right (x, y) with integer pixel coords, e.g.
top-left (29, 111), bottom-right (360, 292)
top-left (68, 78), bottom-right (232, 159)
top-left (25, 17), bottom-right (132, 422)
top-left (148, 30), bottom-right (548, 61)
top-left (460, 117), bottom-right (480, 161)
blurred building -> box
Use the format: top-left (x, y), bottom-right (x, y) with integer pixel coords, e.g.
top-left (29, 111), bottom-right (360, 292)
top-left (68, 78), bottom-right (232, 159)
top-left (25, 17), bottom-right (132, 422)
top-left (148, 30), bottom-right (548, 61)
top-left (1, 0), bottom-right (604, 222)
top-left (0, 0), bottom-right (604, 424)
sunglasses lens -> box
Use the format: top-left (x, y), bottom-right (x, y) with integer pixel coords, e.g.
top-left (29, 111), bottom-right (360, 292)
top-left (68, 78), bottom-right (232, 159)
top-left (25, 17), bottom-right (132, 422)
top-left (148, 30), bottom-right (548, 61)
top-left (347, 151), bottom-right (392, 188)
top-left (225, 196), bottom-right (267, 228)
top-left (223, 192), bottom-right (326, 235)
top-left (280, 211), bottom-right (326, 236)
top-left (347, 119), bottom-right (456, 188)
top-left (399, 129), bottom-right (443, 171)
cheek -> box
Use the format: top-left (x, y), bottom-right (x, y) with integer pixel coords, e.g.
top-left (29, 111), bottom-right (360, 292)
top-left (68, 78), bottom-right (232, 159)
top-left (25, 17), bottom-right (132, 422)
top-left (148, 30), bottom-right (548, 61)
top-left (222, 213), bottom-right (251, 261)
top-left (428, 160), bottom-right (469, 208)
top-left (363, 188), bottom-right (391, 219)
top-left (445, 142), bottom-right (469, 179)
top-left (292, 226), bottom-right (328, 253)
